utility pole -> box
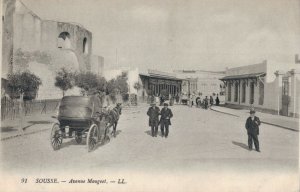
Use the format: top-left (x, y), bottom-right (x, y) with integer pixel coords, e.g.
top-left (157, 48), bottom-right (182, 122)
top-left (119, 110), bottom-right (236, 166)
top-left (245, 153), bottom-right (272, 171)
top-left (116, 48), bottom-right (118, 68)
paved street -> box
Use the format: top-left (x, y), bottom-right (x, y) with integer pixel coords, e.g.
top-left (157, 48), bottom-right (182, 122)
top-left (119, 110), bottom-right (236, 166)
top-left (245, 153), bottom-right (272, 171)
top-left (1, 104), bottom-right (299, 192)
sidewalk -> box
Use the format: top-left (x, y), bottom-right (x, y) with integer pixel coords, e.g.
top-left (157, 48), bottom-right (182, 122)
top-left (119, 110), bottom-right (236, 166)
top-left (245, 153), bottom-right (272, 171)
top-left (0, 104), bottom-right (141, 141)
top-left (211, 106), bottom-right (299, 132)
top-left (1, 113), bottom-right (55, 140)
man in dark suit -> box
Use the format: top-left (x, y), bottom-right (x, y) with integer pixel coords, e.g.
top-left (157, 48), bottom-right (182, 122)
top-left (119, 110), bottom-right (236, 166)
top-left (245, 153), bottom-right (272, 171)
top-left (245, 109), bottom-right (261, 152)
top-left (160, 103), bottom-right (173, 138)
top-left (147, 102), bottom-right (160, 137)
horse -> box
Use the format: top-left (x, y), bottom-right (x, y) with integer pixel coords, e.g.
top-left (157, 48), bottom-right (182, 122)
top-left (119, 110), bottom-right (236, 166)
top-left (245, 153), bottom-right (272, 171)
top-left (102, 103), bottom-right (122, 137)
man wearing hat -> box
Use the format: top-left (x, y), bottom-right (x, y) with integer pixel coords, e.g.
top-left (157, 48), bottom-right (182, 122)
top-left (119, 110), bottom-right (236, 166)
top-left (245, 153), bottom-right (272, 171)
top-left (245, 109), bottom-right (261, 152)
top-left (160, 103), bottom-right (173, 138)
top-left (147, 102), bottom-right (160, 137)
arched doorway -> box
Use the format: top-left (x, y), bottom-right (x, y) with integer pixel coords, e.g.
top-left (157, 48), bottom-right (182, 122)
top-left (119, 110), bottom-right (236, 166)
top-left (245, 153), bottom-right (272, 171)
top-left (58, 32), bottom-right (71, 49)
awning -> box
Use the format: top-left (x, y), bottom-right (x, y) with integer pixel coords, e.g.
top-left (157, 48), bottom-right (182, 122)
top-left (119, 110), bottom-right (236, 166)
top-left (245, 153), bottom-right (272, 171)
top-left (139, 73), bottom-right (183, 81)
top-left (219, 72), bottom-right (266, 86)
top-left (220, 72), bottom-right (266, 81)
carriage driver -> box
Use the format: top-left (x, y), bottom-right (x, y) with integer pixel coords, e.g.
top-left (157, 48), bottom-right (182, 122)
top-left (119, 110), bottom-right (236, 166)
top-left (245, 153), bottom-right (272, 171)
top-left (147, 102), bottom-right (160, 137)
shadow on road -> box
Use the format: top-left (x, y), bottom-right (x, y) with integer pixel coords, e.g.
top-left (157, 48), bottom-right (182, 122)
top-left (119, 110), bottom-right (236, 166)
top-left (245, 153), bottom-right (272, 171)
top-left (22, 121), bottom-right (53, 131)
top-left (1, 126), bottom-right (17, 132)
top-left (144, 130), bottom-right (163, 137)
top-left (59, 139), bottom-right (78, 149)
top-left (58, 130), bottom-right (123, 151)
top-left (232, 141), bottom-right (249, 151)
top-left (114, 130), bottom-right (122, 137)
top-left (27, 120), bottom-right (53, 124)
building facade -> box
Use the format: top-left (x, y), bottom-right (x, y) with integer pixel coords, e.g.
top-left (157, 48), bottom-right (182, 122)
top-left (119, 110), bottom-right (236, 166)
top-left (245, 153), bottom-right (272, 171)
top-left (139, 70), bottom-right (182, 98)
top-left (174, 70), bottom-right (225, 99)
top-left (220, 60), bottom-right (300, 117)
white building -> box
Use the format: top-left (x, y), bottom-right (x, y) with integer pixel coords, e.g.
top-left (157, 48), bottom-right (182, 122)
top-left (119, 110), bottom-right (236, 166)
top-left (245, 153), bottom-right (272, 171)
top-left (220, 60), bottom-right (300, 117)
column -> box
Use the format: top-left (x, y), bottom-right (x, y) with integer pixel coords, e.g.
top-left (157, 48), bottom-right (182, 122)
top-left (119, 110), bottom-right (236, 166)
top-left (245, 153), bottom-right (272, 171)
top-left (290, 70), bottom-right (297, 117)
top-left (274, 71), bottom-right (284, 115)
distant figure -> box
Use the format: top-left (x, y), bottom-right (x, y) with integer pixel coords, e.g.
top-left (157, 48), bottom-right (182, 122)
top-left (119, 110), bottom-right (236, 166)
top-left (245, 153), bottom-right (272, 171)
top-left (196, 97), bottom-right (201, 107)
top-left (215, 94), bottom-right (220, 106)
top-left (190, 94), bottom-right (195, 107)
top-left (175, 94), bottom-right (180, 104)
top-left (149, 95), bottom-right (155, 104)
top-left (160, 103), bottom-right (173, 138)
top-left (245, 109), bottom-right (261, 152)
top-left (155, 95), bottom-right (159, 104)
top-left (204, 96), bottom-right (208, 109)
top-left (209, 96), bottom-right (214, 107)
top-left (147, 102), bottom-right (160, 137)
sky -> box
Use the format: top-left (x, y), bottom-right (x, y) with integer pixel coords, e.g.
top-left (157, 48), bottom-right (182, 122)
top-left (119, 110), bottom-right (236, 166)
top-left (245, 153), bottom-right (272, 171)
top-left (22, 0), bottom-right (300, 72)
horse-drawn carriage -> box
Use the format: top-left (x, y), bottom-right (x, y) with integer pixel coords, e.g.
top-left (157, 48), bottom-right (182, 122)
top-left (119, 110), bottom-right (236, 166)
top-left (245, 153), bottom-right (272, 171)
top-left (50, 96), bottom-right (121, 152)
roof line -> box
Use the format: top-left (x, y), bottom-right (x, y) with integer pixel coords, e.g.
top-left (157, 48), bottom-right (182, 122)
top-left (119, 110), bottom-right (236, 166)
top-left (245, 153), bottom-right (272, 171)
top-left (19, 0), bottom-right (88, 30)
top-left (220, 72), bottom-right (266, 80)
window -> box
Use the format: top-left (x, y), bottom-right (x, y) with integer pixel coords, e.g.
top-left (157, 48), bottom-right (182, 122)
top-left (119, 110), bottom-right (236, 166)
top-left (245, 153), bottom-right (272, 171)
top-left (228, 83), bottom-right (231, 101)
top-left (259, 81), bottom-right (264, 105)
top-left (83, 37), bottom-right (88, 54)
top-left (234, 82), bottom-right (239, 102)
top-left (242, 82), bottom-right (246, 103)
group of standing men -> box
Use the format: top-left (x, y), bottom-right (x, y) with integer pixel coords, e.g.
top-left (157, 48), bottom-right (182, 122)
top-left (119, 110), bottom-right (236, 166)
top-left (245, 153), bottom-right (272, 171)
top-left (191, 94), bottom-right (220, 109)
top-left (147, 102), bottom-right (173, 138)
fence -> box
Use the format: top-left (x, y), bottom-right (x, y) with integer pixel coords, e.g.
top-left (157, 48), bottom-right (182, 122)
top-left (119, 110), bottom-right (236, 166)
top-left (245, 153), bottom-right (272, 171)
top-left (1, 98), bottom-right (60, 121)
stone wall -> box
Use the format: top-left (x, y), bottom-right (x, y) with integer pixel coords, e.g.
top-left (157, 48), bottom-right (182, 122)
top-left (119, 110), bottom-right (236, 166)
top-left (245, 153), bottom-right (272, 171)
top-left (2, 0), bottom-right (94, 99)
top-left (2, 0), bottom-right (16, 78)
top-left (91, 55), bottom-right (104, 76)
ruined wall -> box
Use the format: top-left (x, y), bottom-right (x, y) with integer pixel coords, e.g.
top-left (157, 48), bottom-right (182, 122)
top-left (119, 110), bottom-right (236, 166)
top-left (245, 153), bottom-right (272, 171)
top-left (3, 0), bottom-right (94, 99)
top-left (56, 22), bottom-right (92, 71)
top-left (91, 55), bottom-right (104, 76)
top-left (2, 0), bottom-right (16, 78)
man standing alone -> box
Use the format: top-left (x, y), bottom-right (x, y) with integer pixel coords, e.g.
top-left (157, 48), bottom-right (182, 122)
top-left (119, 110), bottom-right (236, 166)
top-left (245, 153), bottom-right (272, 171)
top-left (245, 109), bottom-right (261, 152)
top-left (160, 103), bottom-right (173, 138)
top-left (147, 102), bottom-right (160, 137)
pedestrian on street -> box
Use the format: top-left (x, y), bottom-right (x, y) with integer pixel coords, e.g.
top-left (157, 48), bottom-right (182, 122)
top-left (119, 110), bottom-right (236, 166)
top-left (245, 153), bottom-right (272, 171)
top-left (147, 102), bottom-right (160, 137)
top-left (215, 94), bottom-right (220, 106)
top-left (196, 97), bottom-right (201, 107)
top-left (209, 96), bottom-right (214, 107)
top-left (191, 94), bottom-right (194, 107)
top-left (160, 103), bottom-right (173, 138)
top-left (175, 94), bottom-right (179, 104)
top-left (204, 96), bottom-right (208, 109)
top-left (188, 94), bottom-right (191, 107)
top-left (155, 94), bottom-right (160, 104)
top-left (245, 109), bottom-right (261, 152)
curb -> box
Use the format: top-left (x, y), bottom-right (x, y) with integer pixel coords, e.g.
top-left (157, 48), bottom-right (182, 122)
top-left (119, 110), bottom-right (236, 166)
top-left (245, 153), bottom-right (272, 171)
top-left (210, 108), bottom-right (240, 117)
top-left (260, 121), bottom-right (299, 132)
top-left (1, 128), bottom-right (50, 141)
top-left (210, 108), bottom-right (299, 132)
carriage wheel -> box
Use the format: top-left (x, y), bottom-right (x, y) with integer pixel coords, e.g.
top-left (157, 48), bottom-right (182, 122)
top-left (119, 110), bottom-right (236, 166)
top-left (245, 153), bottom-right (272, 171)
top-left (50, 123), bottom-right (63, 150)
top-left (75, 132), bottom-right (82, 144)
top-left (87, 124), bottom-right (98, 152)
top-left (103, 127), bottom-right (111, 143)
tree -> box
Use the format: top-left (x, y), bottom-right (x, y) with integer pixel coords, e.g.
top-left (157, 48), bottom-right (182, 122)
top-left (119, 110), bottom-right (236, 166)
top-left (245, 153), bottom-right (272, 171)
top-left (105, 72), bottom-right (129, 103)
top-left (54, 68), bottom-right (75, 96)
top-left (115, 72), bottom-right (129, 100)
top-left (106, 79), bottom-right (117, 102)
top-left (96, 76), bottom-right (107, 93)
top-left (75, 71), bottom-right (99, 95)
top-left (7, 71), bottom-right (42, 131)
top-left (7, 71), bottom-right (42, 101)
